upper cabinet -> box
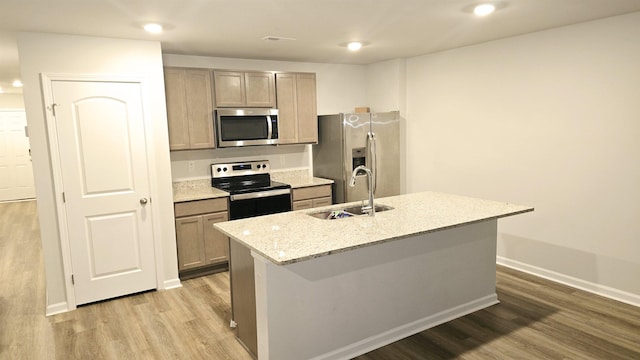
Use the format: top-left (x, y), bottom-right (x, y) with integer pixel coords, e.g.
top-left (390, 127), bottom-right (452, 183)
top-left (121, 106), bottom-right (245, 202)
top-left (164, 67), bottom-right (215, 150)
top-left (213, 71), bottom-right (276, 108)
top-left (276, 73), bottom-right (318, 144)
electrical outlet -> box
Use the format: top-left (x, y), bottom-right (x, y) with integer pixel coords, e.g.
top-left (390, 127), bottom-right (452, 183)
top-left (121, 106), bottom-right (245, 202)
top-left (188, 161), bottom-right (195, 172)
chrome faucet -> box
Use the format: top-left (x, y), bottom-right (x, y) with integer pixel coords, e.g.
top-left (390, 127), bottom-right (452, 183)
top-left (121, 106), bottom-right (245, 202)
top-left (349, 165), bottom-right (375, 216)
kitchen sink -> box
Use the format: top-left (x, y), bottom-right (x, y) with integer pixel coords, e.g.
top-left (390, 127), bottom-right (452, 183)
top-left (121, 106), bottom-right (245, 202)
top-left (342, 204), bottom-right (394, 216)
top-left (308, 204), bottom-right (394, 220)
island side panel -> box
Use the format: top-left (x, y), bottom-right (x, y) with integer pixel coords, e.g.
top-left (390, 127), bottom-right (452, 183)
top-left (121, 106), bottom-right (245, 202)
top-left (229, 239), bottom-right (258, 358)
top-left (252, 219), bottom-right (499, 360)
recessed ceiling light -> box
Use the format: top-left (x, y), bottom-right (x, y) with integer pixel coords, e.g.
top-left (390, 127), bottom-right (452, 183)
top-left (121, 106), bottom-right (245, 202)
top-left (474, 3), bottom-right (496, 16)
top-left (12, 80), bottom-right (23, 88)
top-left (143, 23), bottom-right (163, 34)
top-left (0, 88), bottom-right (4, 94)
top-left (347, 42), bottom-right (363, 51)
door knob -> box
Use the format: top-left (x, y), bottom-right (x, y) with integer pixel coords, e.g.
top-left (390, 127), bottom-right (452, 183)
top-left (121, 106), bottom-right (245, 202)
top-left (140, 198), bottom-right (148, 205)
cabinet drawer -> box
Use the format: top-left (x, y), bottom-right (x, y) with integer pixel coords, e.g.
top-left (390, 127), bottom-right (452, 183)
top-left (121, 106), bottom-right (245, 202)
top-left (292, 199), bottom-right (313, 211)
top-left (292, 185), bottom-right (332, 201)
top-left (175, 198), bottom-right (228, 217)
top-left (312, 197), bottom-right (332, 208)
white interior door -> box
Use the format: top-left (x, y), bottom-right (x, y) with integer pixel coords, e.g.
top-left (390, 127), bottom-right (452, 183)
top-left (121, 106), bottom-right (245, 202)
top-left (51, 80), bottom-right (156, 305)
top-left (0, 110), bottom-right (36, 201)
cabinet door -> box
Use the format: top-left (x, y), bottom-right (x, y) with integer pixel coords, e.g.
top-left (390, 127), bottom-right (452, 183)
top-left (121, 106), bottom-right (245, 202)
top-left (275, 73), bottom-right (298, 144)
top-left (203, 212), bottom-right (229, 265)
top-left (292, 185), bottom-right (332, 202)
top-left (185, 69), bottom-right (215, 149)
top-left (214, 71), bottom-right (245, 107)
top-left (175, 216), bottom-right (206, 271)
top-left (296, 73), bottom-right (318, 143)
top-left (245, 72), bottom-right (275, 107)
top-left (164, 68), bottom-right (190, 150)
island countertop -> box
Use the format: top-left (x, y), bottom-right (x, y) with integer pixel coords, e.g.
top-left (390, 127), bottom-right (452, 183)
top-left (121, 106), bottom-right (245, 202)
top-left (214, 191), bottom-right (534, 265)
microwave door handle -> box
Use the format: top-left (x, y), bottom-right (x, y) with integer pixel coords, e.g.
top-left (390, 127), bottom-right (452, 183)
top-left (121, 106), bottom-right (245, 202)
top-left (267, 115), bottom-right (273, 139)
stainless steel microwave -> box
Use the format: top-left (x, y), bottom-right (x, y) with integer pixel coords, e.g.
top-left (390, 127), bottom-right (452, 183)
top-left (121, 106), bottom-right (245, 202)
top-left (215, 108), bottom-right (279, 147)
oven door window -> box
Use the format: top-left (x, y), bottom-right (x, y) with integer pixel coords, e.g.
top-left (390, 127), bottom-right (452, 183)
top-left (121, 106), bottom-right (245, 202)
top-left (219, 116), bottom-right (269, 141)
top-left (229, 193), bottom-right (292, 220)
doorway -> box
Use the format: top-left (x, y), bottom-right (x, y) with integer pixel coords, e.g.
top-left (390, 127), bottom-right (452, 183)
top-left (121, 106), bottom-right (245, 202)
top-left (43, 77), bottom-right (158, 306)
top-left (0, 110), bottom-right (36, 202)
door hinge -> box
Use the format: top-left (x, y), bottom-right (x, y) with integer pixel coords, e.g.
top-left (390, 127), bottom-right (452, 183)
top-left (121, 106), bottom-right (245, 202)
top-left (47, 103), bottom-right (59, 116)
top-left (62, 192), bottom-right (66, 203)
top-left (71, 274), bottom-right (75, 285)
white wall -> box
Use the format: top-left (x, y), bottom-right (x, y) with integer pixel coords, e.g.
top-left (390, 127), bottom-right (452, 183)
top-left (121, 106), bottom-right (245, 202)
top-left (405, 12), bottom-right (640, 303)
top-left (365, 58), bottom-right (406, 114)
top-left (18, 33), bottom-right (179, 313)
top-left (0, 93), bottom-right (25, 108)
top-left (163, 54), bottom-right (368, 181)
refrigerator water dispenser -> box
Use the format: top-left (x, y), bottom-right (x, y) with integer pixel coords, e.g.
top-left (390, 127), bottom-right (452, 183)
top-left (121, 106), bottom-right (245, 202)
top-left (352, 147), bottom-right (366, 170)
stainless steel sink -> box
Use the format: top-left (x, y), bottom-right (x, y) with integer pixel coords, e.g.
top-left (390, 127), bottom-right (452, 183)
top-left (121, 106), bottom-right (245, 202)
top-left (342, 204), bottom-right (394, 216)
top-left (307, 204), bottom-right (394, 220)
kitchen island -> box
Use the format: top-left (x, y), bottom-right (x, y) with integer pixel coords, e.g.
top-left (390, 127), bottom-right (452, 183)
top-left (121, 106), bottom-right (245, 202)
top-left (214, 191), bottom-right (533, 360)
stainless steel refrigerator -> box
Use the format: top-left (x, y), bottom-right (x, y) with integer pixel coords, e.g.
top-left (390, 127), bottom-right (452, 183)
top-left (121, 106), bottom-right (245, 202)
top-left (312, 111), bottom-right (400, 204)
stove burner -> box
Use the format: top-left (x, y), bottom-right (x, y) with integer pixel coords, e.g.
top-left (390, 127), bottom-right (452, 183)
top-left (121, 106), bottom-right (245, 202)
top-left (210, 160), bottom-right (291, 194)
top-left (211, 160), bottom-right (292, 220)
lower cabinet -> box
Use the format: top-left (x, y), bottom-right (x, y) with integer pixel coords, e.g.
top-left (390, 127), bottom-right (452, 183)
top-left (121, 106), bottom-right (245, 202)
top-left (292, 184), bottom-right (332, 210)
top-left (175, 198), bottom-right (229, 276)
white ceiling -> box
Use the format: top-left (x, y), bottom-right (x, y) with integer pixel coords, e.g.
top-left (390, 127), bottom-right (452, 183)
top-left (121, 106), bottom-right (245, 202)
top-left (1, 0), bottom-right (640, 95)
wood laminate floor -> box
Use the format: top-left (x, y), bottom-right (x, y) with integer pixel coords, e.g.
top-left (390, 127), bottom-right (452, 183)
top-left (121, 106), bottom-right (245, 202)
top-left (1, 200), bottom-right (639, 359)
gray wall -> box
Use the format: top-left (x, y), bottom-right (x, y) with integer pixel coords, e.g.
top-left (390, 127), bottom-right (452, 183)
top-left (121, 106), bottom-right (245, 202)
top-left (403, 12), bottom-right (640, 303)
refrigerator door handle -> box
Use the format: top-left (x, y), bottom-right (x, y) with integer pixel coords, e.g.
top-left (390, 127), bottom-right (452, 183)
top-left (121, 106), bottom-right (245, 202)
top-left (367, 131), bottom-right (377, 193)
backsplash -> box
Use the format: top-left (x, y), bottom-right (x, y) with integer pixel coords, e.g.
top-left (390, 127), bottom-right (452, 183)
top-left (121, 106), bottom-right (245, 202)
top-left (170, 144), bottom-right (311, 181)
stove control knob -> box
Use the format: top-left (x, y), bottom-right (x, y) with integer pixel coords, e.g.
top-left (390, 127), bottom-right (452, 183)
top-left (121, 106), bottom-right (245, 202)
top-left (262, 164), bottom-right (267, 169)
top-left (216, 167), bottom-right (222, 173)
top-left (223, 167), bottom-right (228, 172)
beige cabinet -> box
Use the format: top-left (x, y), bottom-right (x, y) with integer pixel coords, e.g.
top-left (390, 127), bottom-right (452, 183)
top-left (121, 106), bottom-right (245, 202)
top-left (292, 184), bottom-right (332, 210)
top-left (275, 72), bottom-right (318, 144)
top-left (174, 198), bottom-right (229, 273)
top-left (164, 67), bottom-right (215, 150)
top-left (213, 70), bottom-right (276, 108)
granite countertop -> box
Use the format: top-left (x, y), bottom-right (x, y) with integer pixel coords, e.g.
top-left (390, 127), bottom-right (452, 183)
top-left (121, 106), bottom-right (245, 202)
top-left (172, 179), bottom-right (229, 202)
top-left (172, 170), bottom-right (334, 202)
top-left (214, 191), bottom-right (534, 265)
top-left (271, 170), bottom-right (334, 188)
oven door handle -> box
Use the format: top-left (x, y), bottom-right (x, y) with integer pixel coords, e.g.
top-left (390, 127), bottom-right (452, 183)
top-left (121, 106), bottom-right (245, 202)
top-left (230, 188), bottom-right (291, 201)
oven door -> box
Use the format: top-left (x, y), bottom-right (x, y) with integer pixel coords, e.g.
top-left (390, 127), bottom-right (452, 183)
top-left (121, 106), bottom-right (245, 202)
top-left (229, 189), bottom-right (292, 220)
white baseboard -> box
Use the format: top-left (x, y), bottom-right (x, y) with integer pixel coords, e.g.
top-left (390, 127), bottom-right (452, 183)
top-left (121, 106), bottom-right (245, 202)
top-left (311, 294), bottom-right (499, 360)
top-left (46, 301), bottom-right (69, 316)
top-left (497, 256), bottom-right (640, 307)
top-left (161, 278), bottom-right (182, 290)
